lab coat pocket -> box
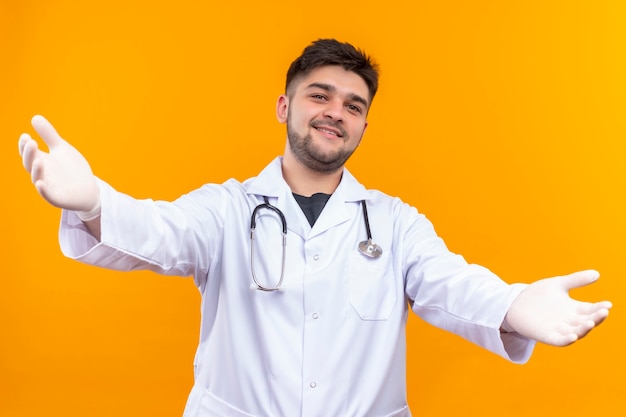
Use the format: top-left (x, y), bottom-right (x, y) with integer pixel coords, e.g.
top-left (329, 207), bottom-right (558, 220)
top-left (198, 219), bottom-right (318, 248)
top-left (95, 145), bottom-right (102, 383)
top-left (198, 389), bottom-right (257, 417)
top-left (349, 252), bottom-right (397, 320)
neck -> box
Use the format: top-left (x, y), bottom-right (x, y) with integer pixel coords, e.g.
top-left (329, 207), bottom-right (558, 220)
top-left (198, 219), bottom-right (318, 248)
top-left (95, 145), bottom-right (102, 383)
top-left (281, 153), bottom-right (343, 197)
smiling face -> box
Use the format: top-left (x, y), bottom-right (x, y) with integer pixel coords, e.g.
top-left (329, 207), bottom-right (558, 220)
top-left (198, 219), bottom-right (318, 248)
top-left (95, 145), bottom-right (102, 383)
top-left (277, 65), bottom-right (370, 174)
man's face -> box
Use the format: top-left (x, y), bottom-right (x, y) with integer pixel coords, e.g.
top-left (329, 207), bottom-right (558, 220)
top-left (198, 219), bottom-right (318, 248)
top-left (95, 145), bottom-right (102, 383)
top-left (277, 65), bottom-right (370, 173)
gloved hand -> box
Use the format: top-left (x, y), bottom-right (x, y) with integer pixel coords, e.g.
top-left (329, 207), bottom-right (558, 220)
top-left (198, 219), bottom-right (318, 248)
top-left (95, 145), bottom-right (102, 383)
top-left (18, 115), bottom-right (101, 220)
top-left (504, 270), bottom-right (612, 346)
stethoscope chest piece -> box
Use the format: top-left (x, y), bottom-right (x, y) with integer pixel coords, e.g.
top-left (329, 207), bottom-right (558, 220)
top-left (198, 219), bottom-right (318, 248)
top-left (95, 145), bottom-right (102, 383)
top-left (358, 239), bottom-right (383, 258)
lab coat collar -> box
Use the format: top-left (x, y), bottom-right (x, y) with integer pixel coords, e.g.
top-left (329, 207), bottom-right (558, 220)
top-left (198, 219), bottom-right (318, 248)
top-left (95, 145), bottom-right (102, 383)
top-left (245, 157), bottom-right (371, 239)
top-left (245, 157), bottom-right (370, 201)
top-left (245, 157), bottom-right (290, 198)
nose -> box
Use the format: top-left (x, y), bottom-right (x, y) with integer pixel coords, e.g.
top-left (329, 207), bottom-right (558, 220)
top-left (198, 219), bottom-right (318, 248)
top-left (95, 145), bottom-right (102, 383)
top-left (323, 99), bottom-right (344, 121)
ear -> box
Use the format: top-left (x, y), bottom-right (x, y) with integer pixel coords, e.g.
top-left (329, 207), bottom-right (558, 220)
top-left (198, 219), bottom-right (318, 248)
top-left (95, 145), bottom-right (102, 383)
top-left (276, 94), bottom-right (289, 123)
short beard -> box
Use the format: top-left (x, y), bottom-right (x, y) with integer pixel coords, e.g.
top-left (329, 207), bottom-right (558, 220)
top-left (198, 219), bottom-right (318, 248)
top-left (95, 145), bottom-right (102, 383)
top-left (287, 119), bottom-right (357, 174)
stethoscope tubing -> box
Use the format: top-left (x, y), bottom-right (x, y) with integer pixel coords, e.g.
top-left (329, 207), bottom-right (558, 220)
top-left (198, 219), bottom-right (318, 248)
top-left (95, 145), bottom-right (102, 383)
top-left (250, 197), bottom-right (287, 291)
top-left (249, 196), bottom-right (381, 291)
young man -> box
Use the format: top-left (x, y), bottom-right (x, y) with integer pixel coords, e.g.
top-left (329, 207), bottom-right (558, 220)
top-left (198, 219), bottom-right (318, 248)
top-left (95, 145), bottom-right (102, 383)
top-left (18, 39), bottom-right (611, 417)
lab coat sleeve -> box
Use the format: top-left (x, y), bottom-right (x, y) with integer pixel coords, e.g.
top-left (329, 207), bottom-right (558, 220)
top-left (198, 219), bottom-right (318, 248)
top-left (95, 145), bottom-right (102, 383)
top-left (59, 178), bottom-right (225, 283)
top-left (401, 205), bottom-right (535, 364)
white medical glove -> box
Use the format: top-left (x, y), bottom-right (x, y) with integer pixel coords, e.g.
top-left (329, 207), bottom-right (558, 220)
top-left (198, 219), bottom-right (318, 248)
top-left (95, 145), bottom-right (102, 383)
top-left (503, 270), bottom-right (612, 346)
top-left (18, 115), bottom-right (100, 220)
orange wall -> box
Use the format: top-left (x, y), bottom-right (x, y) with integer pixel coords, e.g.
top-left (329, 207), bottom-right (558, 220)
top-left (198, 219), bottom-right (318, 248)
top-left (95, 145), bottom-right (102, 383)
top-left (1, 1), bottom-right (624, 416)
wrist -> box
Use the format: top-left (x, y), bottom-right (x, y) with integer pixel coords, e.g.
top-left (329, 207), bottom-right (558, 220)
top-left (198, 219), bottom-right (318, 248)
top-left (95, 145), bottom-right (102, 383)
top-left (76, 196), bottom-right (101, 222)
top-left (500, 316), bottom-right (516, 333)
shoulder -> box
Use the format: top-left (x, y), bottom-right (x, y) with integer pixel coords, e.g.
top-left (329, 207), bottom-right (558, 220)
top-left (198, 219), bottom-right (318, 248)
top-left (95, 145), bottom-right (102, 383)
top-left (365, 188), bottom-right (419, 215)
top-left (171, 177), bottom-right (253, 213)
top-left (362, 188), bottom-right (437, 238)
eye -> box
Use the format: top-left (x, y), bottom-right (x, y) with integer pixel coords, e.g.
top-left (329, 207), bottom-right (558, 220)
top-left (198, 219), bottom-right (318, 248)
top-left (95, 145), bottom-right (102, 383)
top-left (346, 104), bottom-right (362, 114)
top-left (311, 94), bottom-right (328, 101)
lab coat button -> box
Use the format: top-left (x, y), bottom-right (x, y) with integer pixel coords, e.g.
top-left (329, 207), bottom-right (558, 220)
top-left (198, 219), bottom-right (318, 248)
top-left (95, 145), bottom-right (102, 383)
top-left (310, 382), bottom-right (317, 388)
top-left (313, 254), bottom-right (319, 261)
top-left (312, 313), bottom-right (319, 319)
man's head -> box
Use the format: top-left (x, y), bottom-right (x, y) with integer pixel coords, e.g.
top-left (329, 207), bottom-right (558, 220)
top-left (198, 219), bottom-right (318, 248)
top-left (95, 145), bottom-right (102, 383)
top-left (277, 40), bottom-right (378, 176)
top-left (285, 39), bottom-right (379, 104)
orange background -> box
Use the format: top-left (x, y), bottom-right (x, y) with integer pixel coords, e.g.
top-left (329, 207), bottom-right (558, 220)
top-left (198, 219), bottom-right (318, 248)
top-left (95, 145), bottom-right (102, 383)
top-left (1, 1), bottom-right (624, 416)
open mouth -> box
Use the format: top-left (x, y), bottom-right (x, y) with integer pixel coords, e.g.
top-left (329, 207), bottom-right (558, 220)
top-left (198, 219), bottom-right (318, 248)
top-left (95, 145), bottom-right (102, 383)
top-left (312, 122), bottom-right (344, 138)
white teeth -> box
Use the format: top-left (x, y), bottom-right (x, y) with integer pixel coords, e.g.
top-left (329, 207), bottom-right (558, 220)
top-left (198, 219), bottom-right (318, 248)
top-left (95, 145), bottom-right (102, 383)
top-left (316, 127), bottom-right (338, 136)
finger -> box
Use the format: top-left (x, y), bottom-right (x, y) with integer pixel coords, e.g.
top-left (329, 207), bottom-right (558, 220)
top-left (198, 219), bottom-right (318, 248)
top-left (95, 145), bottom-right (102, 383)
top-left (571, 305), bottom-right (610, 340)
top-left (553, 332), bottom-right (578, 347)
top-left (573, 319), bottom-right (596, 340)
top-left (31, 157), bottom-right (45, 186)
top-left (30, 160), bottom-right (56, 207)
top-left (590, 307), bottom-right (610, 326)
top-left (577, 300), bottom-right (612, 314)
top-left (34, 179), bottom-right (53, 206)
top-left (21, 137), bottom-right (40, 173)
top-left (31, 115), bottom-right (64, 149)
top-left (18, 133), bottom-right (32, 157)
top-left (558, 269), bottom-right (600, 291)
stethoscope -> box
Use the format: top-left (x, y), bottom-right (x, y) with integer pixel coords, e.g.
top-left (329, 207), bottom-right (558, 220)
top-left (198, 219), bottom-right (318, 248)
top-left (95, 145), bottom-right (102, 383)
top-left (250, 197), bottom-right (382, 291)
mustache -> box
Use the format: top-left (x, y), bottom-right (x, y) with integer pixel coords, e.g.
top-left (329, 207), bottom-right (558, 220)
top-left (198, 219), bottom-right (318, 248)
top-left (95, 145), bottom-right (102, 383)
top-left (310, 119), bottom-right (347, 138)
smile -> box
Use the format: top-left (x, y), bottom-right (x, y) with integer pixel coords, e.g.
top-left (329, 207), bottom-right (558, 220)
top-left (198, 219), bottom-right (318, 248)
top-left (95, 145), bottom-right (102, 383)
top-left (313, 125), bottom-right (344, 138)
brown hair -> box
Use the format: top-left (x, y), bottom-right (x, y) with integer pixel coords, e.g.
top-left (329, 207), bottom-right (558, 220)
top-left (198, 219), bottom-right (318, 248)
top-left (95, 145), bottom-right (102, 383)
top-left (285, 39), bottom-right (380, 102)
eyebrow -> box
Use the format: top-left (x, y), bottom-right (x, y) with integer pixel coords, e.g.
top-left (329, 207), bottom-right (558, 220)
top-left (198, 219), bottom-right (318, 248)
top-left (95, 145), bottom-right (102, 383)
top-left (306, 82), bottom-right (370, 109)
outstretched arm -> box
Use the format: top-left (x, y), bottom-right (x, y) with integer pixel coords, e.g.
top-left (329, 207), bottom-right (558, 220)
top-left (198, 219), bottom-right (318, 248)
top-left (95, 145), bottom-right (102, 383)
top-left (503, 270), bottom-right (612, 346)
top-left (18, 115), bottom-right (102, 238)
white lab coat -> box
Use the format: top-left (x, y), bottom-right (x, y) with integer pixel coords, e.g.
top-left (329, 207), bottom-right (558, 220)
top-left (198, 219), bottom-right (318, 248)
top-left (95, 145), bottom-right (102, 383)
top-left (59, 157), bottom-right (534, 417)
